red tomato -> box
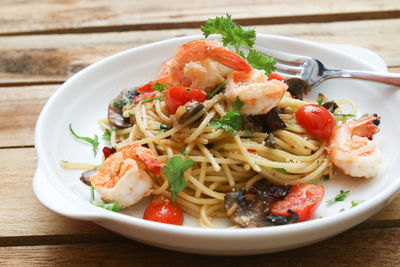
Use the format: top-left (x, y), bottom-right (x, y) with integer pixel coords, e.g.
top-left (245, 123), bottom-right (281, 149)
top-left (267, 73), bottom-right (285, 81)
top-left (295, 104), bottom-right (335, 139)
top-left (166, 86), bottom-right (207, 113)
top-left (143, 196), bottom-right (184, 225)
top-left (270, 184), bottom-right (324, 222)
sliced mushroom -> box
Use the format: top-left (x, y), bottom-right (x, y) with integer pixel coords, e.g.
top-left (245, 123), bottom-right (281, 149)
top-left (265, 133), bottom-right (277, 149)
top-left (80, 169), bottom-right (96, 186)
top-left (286, 78), bottom-right (311, 100)
top-left (245, 107), bottom-right (286, 133)
top-left (108, 87), bottom-right (139, 128)
top-left (224, 183), bottom-right (292, 228)
top-left (175, 101), bottom-right (205, 124)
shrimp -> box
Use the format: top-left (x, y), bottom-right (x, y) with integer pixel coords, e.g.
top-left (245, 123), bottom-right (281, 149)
top-left (326, 116), bottom-right (382, 178)
top-left (224, 69), bottom-right (288, 115)
top-left (162, 39), bottom-right (251, 91)
top-left (90, 144), bottom-right (163, 208)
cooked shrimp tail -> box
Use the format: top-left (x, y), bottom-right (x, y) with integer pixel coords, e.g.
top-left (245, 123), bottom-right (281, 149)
top-left (90, 144), bottom-right (163, 208)
top-left (327, 115), bottom-right (382, 178)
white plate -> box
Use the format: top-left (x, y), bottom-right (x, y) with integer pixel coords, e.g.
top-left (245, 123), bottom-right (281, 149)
top-left (33, 34), bottom-right (400, 255)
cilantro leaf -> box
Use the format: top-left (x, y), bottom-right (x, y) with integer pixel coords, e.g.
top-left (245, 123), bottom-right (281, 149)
top-left (245, 49), bottom-right (277, 76)
top-left (163, 156), bottom-right (194, 205)
top-left (326, 190), bottom-right (350, 206)
top-left (69, 123), bottom-right (99, 156)
top-left (201, 14), bottom-right (256, 52)
top-left (90, 186), bottom-right (121, 211)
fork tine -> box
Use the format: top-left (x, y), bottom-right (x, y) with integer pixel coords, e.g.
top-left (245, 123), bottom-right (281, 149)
top-left (254, 45), bottom-right (310, 64)
top-left (272, 70), bottom-right (300, 80)
top-left (275, 62), bottom-right (303, 74)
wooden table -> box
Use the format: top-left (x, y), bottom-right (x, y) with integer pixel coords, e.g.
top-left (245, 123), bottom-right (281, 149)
top-left (1, 1), bottom-right (399, 265)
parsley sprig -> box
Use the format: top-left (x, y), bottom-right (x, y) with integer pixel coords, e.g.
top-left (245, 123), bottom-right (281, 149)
top-left (69, 123), bottom-right (99, 156)
top-left (201, 14), bottom-right (276, 75)
top-left (201, 14), bottom-right (256, 52)
top-left (210, 96), bottom-right (243, 135)
top-left (90, 186), bottom-right (121, 211)
top-left (327, 190), bottom-right (350, 206)
top-left (163, 156), bottom-right (194, 205)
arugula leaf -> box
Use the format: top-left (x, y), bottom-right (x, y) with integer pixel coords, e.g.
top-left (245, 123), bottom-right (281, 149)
top-left (90, 186), bottom-right (121, 211)
top-left (201, 14), bottom-right (256, 52)
top-left (163, 156), bottom-right (194, 205)
top-left (210, 97), bottom-right (243, 135)
top-left (245, 49), bottom-right (277, 76)
top-left (151, 82), bottom-right (169, 93)
top-left (69, 123), bottom-right (99, 156)
top-left (326, 190), bottom-right (350, 206)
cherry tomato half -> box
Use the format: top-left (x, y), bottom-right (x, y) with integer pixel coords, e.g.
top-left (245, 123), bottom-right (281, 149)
top-left (267, 73), bottom-right (285, 81)
top-left (295, 104), bottom-right (335, 139)
top-left (270, 184), bottom-right (324, 222)
top-left (166, 86), bottom-right (207, 114)
top-left (143, 196), bottom-right (184, 225)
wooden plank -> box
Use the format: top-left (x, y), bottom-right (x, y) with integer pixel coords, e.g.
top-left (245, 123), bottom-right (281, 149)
top-left (1, 227), bottom-right (400, 265)
top-left (1, 19), bottom-right (400, 85)
top-left (0, 148), bottom-right (107, 237)
top-left (0, 147), bottom-right (399, 240)
top-left (0, 0), bottom-right (399, 35)
top-left (0, 85), bottom-right (57, 147)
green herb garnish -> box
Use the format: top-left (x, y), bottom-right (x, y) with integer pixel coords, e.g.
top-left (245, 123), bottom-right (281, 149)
top-left (218, 147), bottom-right (225, 152)
top-left (142, 96), bottom-right (162, 103)
top-left (351, 200), bottom-right (365, 208)
top-left (201, 14), bottom-right (256, 52)
top-left (327, 190), bottom-right (350, 206)
top-left (201, 14), bottom-right (276, 76)
top-left (244, 49), bottom-right (276, 75)
top-left (207, 79), bottom-right (227, 99)
top-left (339, 208), bottom-right (345, 213)
top-left (159, 124), bottom-right (172, 131)
top-left (323, 174), bottom-right (330, 181)
top-left (90, 186), bottom-right (121, 211)
top-left (113, 97), bottom-right (131, 108)
top-left (317, 97), bottom-right (324, 105)
top-left (163, 156), bottom-right (194, 205)
top-left (274, 168), bottom-right (288, 173)
top-left (69, 123), bottom-right (99, 156)
top-left (210, 97), bottom-right (243, 135)
top-left (151, 82), bottom-right (169, 93)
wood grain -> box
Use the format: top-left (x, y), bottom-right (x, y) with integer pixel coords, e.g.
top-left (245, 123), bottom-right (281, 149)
top-left (0, 147), bottom-right (399, 244)
top-left (1, 227), bottom-right (400, 265)
top-left (1, 0), bottom-right (399, 35)
top-left (1, 19), bottom-right (400, 85)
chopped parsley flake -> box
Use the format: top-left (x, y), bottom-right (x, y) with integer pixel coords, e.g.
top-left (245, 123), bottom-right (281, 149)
top-left (327, 190), bottom-right (350, 206)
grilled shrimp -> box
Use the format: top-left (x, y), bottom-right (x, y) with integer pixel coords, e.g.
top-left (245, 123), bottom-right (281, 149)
top-left (161, 39), bottom-right (251, 91)
top-left (90, 144), bottom-right (163, 208)
top-left (224, 69), bottom-right (288, 115)
top-left (326, 116), bottom-right (382, 178)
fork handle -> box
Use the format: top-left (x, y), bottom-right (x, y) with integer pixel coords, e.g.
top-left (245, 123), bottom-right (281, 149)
top-left (324, 70), bottom-right (400, 86)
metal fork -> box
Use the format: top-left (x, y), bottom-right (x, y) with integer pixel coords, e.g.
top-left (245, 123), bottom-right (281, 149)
top-left (254, 45), bottom-right (400, 87)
